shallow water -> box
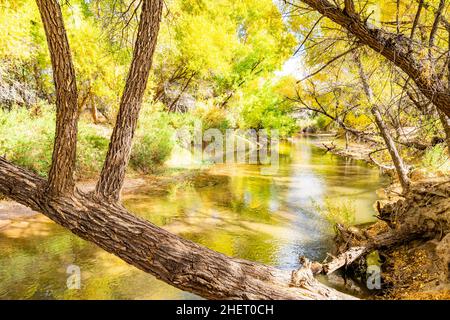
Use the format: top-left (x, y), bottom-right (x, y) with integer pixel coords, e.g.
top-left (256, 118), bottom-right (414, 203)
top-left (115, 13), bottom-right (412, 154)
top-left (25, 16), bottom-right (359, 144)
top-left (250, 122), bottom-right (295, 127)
top-left (0, 137), bottom-right (388, 299)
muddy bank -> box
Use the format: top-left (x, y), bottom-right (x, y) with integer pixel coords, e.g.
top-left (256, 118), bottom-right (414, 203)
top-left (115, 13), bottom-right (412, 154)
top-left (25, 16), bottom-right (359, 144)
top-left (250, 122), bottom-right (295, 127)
top-left (318, 177), bottom-right (450, 299)
top-left (375, 180), bottom-right (450, 299)
top-left (307, 134), bottom-right (372, 161)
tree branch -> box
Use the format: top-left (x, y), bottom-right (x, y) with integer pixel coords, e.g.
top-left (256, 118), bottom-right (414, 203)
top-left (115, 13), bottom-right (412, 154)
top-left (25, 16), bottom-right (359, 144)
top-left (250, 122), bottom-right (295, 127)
top-left (299, 0), bottom-right (450, 117)
top-left (36, 0), bottom-right (79, 195)
top-left (96, 0), bottom-right (164, 200)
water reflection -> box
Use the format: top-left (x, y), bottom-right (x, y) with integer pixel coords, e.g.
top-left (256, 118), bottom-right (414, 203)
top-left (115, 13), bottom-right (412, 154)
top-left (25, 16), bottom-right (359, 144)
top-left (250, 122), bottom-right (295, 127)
top-left (0, 137), bottom-right (387, 299)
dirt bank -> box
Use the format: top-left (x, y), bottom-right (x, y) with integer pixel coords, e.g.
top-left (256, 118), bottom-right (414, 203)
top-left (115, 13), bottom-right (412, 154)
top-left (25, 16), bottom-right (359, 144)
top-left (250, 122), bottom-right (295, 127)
top-left (324, 177), bottom-right (450, 299)
top-left (375, 179), bottom-right (450, 299)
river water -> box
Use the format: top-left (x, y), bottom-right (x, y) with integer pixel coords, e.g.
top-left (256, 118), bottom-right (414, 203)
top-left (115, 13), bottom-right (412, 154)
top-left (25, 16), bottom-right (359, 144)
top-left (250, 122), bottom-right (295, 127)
top-left (0, 137), bottom-right (388, 299)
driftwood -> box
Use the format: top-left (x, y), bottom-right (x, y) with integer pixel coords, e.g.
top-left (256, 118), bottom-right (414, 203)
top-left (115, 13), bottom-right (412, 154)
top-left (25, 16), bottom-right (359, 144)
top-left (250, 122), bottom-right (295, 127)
top-left (306, 214), bottom-right (440, 276)
top-left (322, 142), bottom-right (337, 153)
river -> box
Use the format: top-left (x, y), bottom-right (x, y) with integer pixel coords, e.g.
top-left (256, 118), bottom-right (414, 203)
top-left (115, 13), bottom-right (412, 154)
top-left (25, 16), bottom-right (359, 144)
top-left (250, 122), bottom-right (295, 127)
top-left (0, 137), bottom-right (388, 299)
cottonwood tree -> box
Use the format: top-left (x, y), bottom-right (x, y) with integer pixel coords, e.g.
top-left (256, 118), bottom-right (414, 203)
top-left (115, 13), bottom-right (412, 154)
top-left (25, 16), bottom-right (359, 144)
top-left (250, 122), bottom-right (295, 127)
top-left (0, 0), bottom-right (353, 300)
top-left (295, 0), bottom-right (450, 118)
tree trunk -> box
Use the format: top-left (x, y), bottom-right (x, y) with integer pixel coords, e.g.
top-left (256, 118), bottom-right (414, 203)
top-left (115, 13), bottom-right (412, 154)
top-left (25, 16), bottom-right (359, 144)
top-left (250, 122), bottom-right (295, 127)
top-left (410, 0), bottom-right (423, 39)
top-left (300, 0), bottom-right (450, 118)
top-left (36, 0), bottom-right (79, 195)
top-left (428, 0), bottom-right (445, 57)
top-left (443, 25), bottom-right (450, 152)
top-left (354, 53), bottom-right (410, 192)
top-left (0, 157), bottom-right (353, 300)
top-left (308, 222), bottom-right (434, 276)
top-left (438, 110), bottom-right (450, 151)
top-left (371, 107), bottom-right (410, 192)
top-left (91, 103), bottom-right (99, 124)
top-left (96, 0), bottom-right (163, 201)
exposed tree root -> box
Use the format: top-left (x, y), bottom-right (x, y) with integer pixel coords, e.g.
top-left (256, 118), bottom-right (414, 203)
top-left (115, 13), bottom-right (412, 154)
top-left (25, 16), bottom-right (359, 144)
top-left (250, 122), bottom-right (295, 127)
top-left (303, 180), bottom-right (450, 298)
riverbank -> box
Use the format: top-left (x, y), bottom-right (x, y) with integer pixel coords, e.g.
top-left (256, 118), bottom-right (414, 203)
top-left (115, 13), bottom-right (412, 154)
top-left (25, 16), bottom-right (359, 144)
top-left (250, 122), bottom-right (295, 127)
top-left (303, 132), bottom-right (450, 299)
top-left (305, 133), bottom-right (373, 161)
top-left (352, 179), bottom-right (450, 300)
top-left (307, 132), bottom-right (449, 180)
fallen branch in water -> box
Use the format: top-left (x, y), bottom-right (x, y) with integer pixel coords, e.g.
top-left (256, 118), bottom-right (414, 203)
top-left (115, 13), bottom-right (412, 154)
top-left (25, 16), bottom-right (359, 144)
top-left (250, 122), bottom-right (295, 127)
top-left (322, 142), bottom-right (337, 153)
top-left (305, 218), bottom-right (438, 276)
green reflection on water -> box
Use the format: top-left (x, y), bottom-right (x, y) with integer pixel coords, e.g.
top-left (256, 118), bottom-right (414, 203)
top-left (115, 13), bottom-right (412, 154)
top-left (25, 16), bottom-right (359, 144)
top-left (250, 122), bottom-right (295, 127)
top-left (0, 137), bottom-right (388, 299)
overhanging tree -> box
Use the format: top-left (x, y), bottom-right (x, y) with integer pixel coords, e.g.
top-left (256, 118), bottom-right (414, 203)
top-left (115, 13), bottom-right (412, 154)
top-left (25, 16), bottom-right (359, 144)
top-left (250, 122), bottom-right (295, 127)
top-left (0, 0), bottom-right (353, 300)
top-left (297, 0), bottom-right (450, 118)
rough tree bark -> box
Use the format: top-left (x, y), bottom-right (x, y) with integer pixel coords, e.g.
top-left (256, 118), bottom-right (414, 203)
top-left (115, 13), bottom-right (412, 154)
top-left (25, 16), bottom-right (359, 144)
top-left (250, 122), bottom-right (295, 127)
top-left (354, 53), bottom-right (410, 192)
top-left (410, 0), bottom-right (424, 39)
top-left (96, 0), bottom-right (163, 201)
top-left (441, 21), bottom-right (450, 151)
top-left (438, 110), bottom-right (450, 151)
top-left (299, 0), bottom-right (450, 118)
top-left (428, 0), bottom-right (445, 58)
top-left (36, 0), bottom-right (79, 195)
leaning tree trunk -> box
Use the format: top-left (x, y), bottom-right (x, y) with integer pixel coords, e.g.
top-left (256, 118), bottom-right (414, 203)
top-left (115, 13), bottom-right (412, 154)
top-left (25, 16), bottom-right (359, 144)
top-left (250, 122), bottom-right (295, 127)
top-left (0, 157), bottom-right (353, 300)
top-left (438, 110), bottom-right (450, 151)
top-left (299, 0), bottom-right (450, 118)
top-left (36, 0), bottom-right (79, 195)
top-left (370, 107), bottom-right (410, 192)
top-left (96, 0), bottom-right (163, 201)
top-left (354, 53), bottom-right (410, 192)
top-left (441, 24), bottom-right (450, 152)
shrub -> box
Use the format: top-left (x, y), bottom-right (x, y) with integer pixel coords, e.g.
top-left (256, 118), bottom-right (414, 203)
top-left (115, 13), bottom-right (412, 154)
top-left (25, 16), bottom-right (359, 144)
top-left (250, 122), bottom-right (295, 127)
top-left (0, 103), bottom-right (186, 178)
top-left (0, 105), bottom-right (110, 178)
top-left (76, 124), bottom-right (110, 178)
top-left (193, 103), bottom-right (230, 131)
top-left (130, 108), bottom-right (175, 173)
top-left (0, 106), bottom-right (55, 176)
top-left (420, 144), bottom-right (449, 173)
top-left (239, 85), bottom-right (298, 138)
top-left (312, 198), bottom-right (356, 230)
top-left (314, 114), bottom-right (330, 131)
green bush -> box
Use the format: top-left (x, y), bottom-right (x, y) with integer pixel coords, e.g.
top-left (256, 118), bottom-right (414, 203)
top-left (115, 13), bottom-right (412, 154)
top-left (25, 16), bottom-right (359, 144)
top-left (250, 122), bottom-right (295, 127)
top-left (0, 106), bottom-right (55, 176)
top-left (0, 105), bottom-right (109, 178)
top-left (130, 108), bottom-right (175, 173)
top-left (420, 144), bottom-right (449, 172)
top-left (314, 114), bottom-right (330, 131)
top-left (239, 84), bottom-right (298, 138)
top-left (312, 198), bottom-right (356, 230)
top-left (76, 124), bottom-right (109, 178)
top-left (0, 103), bottom-right (223, 177)
top-left (193, 104), bottom-right (230, 132)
